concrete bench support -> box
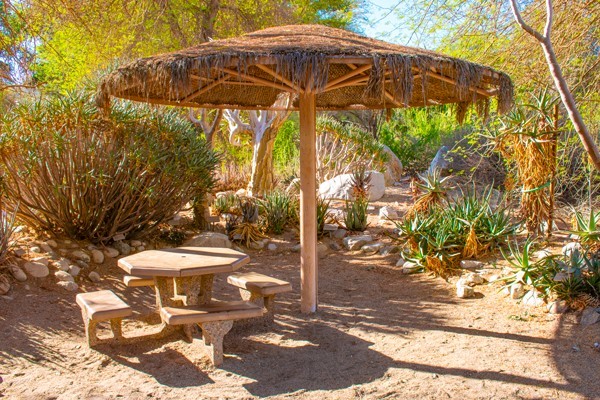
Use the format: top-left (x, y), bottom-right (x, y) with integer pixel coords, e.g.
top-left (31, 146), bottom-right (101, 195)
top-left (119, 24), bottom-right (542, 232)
top-left (160, 300), bottom-right (262, 366)
top-left (76, 290), bottom-right (132, 347)
top-left (227, 272), bottom-right (292, 323)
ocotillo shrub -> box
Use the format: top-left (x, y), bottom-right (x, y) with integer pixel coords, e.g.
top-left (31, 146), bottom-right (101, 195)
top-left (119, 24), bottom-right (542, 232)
top-left (0, 92), bottom-right (218, 243)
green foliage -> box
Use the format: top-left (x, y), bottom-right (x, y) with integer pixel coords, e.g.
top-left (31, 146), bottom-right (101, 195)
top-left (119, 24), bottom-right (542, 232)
top-left (570, 209), bottom-right (600, 246)
top-left (379, 107), bottom-right (462, 174)
top-left (259, 191), bottom-right (297, 234)
top-left (344, 197), bottom-right (369, 232)
top-left (273, 119), bottom-right (300, 180)
top-left (0, 90), bottom-right (218, 243)
top-left (213, 193), bottom-right (238, 216)
top-left (316, 196), bottom-right (331, 236)
top-left (397, 186), bottom-right (515, 277)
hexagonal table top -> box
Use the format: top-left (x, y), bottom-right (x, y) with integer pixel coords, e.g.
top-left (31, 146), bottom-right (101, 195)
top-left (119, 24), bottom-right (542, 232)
top-left (117, 247), bottom-right (250, 278)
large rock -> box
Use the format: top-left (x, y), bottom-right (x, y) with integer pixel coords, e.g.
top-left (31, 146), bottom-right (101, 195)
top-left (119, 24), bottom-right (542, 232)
top-left (456, 285), bottom-right (475, 298)
top-left (343, 235), bottom-right (373, 251)
top-left (184, 232), bottom-right (232, 249)
top-left (318, 171), bottom-right (385, 201)
top-left (23, 261), bottom-right (49, 278)
top-left (522, 289), bottom-right (545, 307)
top-left (382, 144), bottom-right (403, 184)
top-left (378, 206), bottom-right (399, 220)
top-left (460, 260), bottom-right (485, 270)
top-left (361, 242), bottom-right (384, 255)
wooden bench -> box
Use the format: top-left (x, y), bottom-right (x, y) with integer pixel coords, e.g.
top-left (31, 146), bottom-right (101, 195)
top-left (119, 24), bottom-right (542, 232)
top-left (123, 275), bottom-right (154, 287)
top-left (227, 272), bottom-right (292, 323)
top-left (76, 290), bottom-right (132, 347)
top-left (160, 301), bottom-right (262, 366)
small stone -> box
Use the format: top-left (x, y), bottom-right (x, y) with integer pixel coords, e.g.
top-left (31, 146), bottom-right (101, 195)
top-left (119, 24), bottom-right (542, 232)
top-left (457, 285), bottom-right (475, 298)
top-left (291, 244), bottom-right (301, 252)
top-left (57, 281), bottom-right (78, 292)
top-left (54, 258), bottom-right (71, 272)
top-left (71, 250), bottom-right (90, 263)
top-left (13, 248), bottom-right (26, 257)
top-left (46, 240), bottom-right (58, 248)
top-left (39, 243), bottom-right (54, 254)
top-left (112, 234), bottom-right (126, 242)
top-left (533, 249), bottom-right (551, 260)
top-left (55, 270), bottom-right (74, 282)
top-left (361, 242), bottom-right (384, 254)
top-left (90, 249), bottom-right (104, 264)
top-left (580, 307), bottom-right (600, 326)
top-left (137, 246), bottom-right (145, 252)
top-left (9, 264), bottom-right (27, 282)
top-left (113, 241), bottom-right (131, 256)
top-left (460, 260), bottom-right (485, 270)
top-left (332, 229), bottom-right (347, 239)
top-left (29, 246), bottom-right (41, 253)
top-left (103, 247), bottom-right (119, 258)
top-left (402, 261), bottom-right (420, 274)
top-left (343, 235), bottom-right (373, 251)
top-left (562, 242), bottom-right (582, 257)
top-left (69, 265), bottom-right (81, 277)
top-left (379, 246), bottom-right (399, 256)
top-left (31, 257), bottom-right (49, 267)
top-left (0, 275), bottom-right (10, 295)
top-left (249, 240), bottom-right (266, 250)
top-left (522, 289), bottom-right (545, 307)
top-left (232, 245), bottom-right (244, 252)
top-left (378, 206), bottom-right (399, 220)
top-left (462, 273), bottom-right (485, 287)
top-left (329, 242), bottom-right (342, 251)
top-left (547, 300), bottom-right (568, 314)
top-left (23, 261), bottom-right (49, 278)
top-left (509, 283), bottom-right (525, 299)
top-left (267, 243), bottom-right (277, 251)
top-left (58, 249), bottom-right (68, 256)
top-left (130, 240), bottom-right (142, 247)
top-left (396, 257), bottom-right (406, 267)
top-left (76, 260), bottom-right (89, 269)
top-left (88, 271), bottom-right (101, 283)
top-left (317, 243), bottom-right (329, 259)
top-left (86, 244), bottom-right (97, 251)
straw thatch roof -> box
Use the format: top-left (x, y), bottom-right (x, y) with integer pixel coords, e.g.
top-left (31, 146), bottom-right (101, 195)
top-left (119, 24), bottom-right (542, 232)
top-left (98, 24), bottom-right (513, 114)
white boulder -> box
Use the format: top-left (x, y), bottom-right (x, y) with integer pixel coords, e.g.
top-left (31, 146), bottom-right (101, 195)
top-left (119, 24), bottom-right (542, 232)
top-left (318, 171), bottom-right (386, 201)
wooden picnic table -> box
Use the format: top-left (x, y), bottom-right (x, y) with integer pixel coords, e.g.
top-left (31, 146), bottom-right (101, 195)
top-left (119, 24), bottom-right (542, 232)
top-left (118, 246), bottom-right (250, 308)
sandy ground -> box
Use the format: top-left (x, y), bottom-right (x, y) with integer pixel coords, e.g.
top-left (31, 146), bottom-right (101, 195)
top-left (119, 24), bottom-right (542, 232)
top-left (1, 186), bottom-right (600, 400)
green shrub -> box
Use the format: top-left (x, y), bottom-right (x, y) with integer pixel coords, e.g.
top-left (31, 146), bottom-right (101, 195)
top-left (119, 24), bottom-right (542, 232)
top-left (0, 91), bottom-right (218, 243)
top-left (379, 106), bottom-right (461, 175)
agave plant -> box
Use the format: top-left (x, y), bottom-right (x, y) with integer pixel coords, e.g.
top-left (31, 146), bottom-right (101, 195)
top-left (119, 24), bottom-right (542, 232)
top-left (408, 169), bottom-right (452, 216)
top-left (571, 208), bottom-right (600, 247)
top-left (259, 191), bottom-right (294, 234)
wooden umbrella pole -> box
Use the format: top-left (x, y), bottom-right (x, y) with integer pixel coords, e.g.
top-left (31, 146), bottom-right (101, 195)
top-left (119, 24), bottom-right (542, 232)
top-left (299, 91), bottom-right (318, 314)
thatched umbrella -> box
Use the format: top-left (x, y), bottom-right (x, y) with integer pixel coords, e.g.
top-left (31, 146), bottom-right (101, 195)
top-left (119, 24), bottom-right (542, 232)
top-left (98, 24), bottom-right (513, 314)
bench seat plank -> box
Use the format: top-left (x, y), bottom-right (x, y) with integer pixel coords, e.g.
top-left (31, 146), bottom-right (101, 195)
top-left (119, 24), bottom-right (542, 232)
top-left (123, 275), bottom-right (155, 287)
top-left (227, 272), bottom-right (292, 296)
top-left (160, 301), bottom-right (262, 325)
top-left (76, 290), bottom-right (132, 321)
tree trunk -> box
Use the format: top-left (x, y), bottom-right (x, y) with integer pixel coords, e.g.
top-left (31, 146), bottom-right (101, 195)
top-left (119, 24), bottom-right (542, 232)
top-left (247, 125), bottom-right (278, 196)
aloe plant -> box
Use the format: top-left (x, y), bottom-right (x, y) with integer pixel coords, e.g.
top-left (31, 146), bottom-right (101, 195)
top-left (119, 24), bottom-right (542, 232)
top-left (571, 208), bottom-right (600, 246)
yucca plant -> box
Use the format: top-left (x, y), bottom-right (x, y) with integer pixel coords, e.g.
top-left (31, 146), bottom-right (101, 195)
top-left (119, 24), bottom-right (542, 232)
top-left (344, 197), bottom-right (369, 232)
